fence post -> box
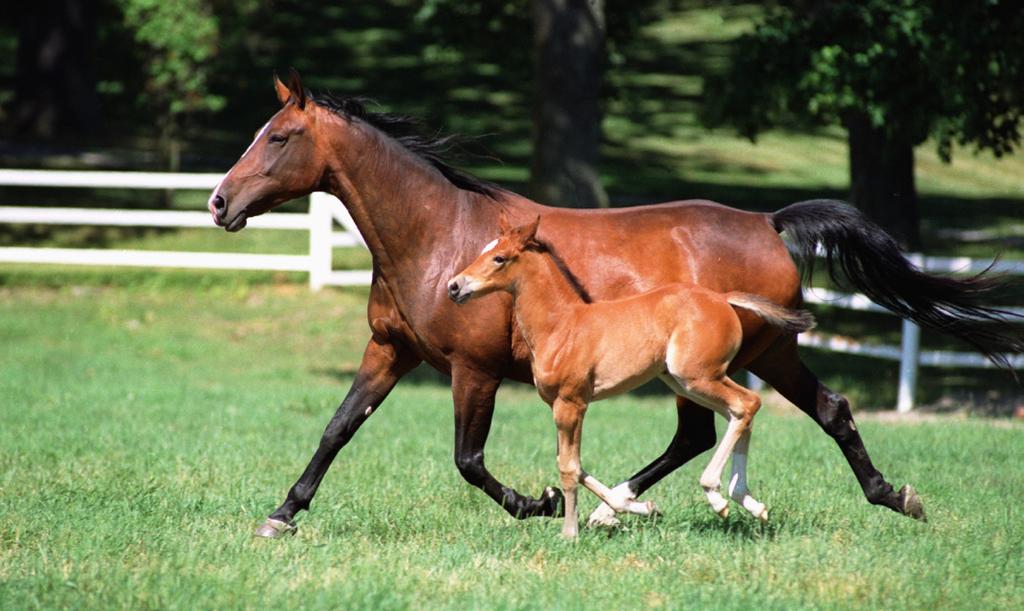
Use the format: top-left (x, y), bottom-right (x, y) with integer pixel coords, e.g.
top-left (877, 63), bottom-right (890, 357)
top-left (308, 192), bottom-right (333, 291)
top-left (746, 371), bottom-right (764, 393)
top-left (896, 253), bottom-right (923, 412)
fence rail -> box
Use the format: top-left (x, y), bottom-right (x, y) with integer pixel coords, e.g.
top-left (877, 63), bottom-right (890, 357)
top-left (2, 169), bottom-right (1020, 410)
top-left (0, 169), bottom-right (369, 288)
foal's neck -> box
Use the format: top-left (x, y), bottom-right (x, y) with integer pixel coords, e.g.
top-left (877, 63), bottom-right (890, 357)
top-left (510, 249), bottom-right (587, 345)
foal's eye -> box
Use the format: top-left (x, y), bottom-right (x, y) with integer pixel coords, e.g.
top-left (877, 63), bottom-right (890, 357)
top-left (267, 133), bottom-right (287, 145)
top-left (493, 255), bottom-right (506, 265)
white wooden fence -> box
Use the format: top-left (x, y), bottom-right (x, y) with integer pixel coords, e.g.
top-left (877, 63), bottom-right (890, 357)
top-left (0, 169), bottom-right (370, 290)
top-left (1, 168), bottom-right (1021, 410)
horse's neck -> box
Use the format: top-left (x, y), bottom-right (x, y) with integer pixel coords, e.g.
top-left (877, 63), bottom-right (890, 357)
top-left (511, 251), bottom-right (586, 348)
top-left (321, 118), bottom-right (485, 274)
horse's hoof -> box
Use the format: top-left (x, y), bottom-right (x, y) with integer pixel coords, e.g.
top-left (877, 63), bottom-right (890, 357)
top-left (716, 505), bottom-right (730, 520)
top-left (758, 508), bottom-right (769, 523)
top-left (899, 484), bottom-right (926, 522)
top-left (254, 518), bottom-right (296, 538)
top-left (542, 486), bottom-right (565, 518)
top-left (645, 500), bottom-right (662, 516)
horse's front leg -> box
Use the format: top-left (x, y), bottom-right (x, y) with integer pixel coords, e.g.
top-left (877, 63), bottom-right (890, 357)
top-left (255, 337), bottom-right (419, 537)
top-left (587, 396), bottom-right (715, 527)
top-left (452, 366), bottom-right (564, 519)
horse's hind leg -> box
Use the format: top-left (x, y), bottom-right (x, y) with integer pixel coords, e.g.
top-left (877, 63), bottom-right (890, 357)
top-left (728, 429), bottom-right (768, 521)
top-left (748, 337), bottom-right (925, 520)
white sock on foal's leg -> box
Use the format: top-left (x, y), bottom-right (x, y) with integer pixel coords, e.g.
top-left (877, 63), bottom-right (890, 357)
top-left (581, 473), bottom-right (657, 516)
top-left (728, 450), bottom-right (768, 522)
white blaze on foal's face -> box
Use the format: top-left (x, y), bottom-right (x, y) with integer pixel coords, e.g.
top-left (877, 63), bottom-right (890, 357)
top-left (480, 239), bottom-right (499, 254)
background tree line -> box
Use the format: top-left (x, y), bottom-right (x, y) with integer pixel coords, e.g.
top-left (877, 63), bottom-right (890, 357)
top-left (2, 0), bottom-right (1022, 245)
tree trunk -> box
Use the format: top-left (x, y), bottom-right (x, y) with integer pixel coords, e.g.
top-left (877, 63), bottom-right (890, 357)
top-left (846, 112), bottom-right (921, 250)
top-left (529, 0), bottom-right (608, 208)
top-left (12, 0), bottom-right (100, 139)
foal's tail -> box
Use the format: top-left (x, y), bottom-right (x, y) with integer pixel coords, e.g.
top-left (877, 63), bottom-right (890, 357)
top-left (771, 199), bottom-right (1023, 370)
top-left (726, 293), bottom-right (816, 335)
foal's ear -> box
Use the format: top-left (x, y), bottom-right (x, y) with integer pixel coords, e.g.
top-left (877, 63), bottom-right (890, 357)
top-left (524, 215), bottom-right (541, 242)
top-left (274, 73), bottom-right (291, 106)
top-left (513, 215), bottom-right (541, 246)
top-left (497, 213), bottom-right (512, 234)
top-left (287, 67), bottom-right (307, 110)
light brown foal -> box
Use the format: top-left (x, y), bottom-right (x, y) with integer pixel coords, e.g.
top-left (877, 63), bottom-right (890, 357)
top-left (448, 217), bottom-right (816, 538)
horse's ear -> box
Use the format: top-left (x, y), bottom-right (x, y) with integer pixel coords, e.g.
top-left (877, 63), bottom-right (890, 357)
top-left (274, 73), bottom-right (291, 106)
top-left (287, 67), bottom-right (306, 110)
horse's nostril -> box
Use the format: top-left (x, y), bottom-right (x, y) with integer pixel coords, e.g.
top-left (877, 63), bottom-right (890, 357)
top-left (448, 281), bottom-right (460, 295)
top-left (212, 195), bottom-right (227, 213)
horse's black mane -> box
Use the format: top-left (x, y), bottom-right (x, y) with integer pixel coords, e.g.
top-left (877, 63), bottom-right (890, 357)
top-left (311, 92), bottom-right (503, 200)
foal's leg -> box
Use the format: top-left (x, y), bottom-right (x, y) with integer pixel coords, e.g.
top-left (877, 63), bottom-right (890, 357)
top-left (580, 473), bottom-right (659, 517)
top-left (587, 396), bottom-right (713, 528)
top-left (728, 429), bottom-right (768, 521)
top-left (552, 397), bottom-right (587, 538)
top-left (679, 377), bottom-right (761, 519)
top-left (257, 337), bottom-right (419, 537)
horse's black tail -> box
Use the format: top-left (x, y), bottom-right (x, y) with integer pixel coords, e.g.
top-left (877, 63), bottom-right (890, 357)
top-left (771, 199), bottom-right (1023, 370)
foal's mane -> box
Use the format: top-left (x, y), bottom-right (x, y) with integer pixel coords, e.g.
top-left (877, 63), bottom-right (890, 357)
top-left (311, 92), bottom-right (504, 201)
top-left (527, 239), bottom-right (593, 304)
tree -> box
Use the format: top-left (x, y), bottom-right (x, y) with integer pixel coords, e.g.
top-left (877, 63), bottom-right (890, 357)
top-left (530, 0), bottom-right (608, 208)
top-left (702, 0), bottom-right (1024, 249)
top-left (11, 0), bottom-right (101, 139)
top-left (416, 0), bottom-right (666, 208)
top-left (117, 0), bottom-right (225, 173)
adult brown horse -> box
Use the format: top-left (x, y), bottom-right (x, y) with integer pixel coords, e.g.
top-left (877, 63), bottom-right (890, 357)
top-left (210, 72), bottom-right (1021, 537)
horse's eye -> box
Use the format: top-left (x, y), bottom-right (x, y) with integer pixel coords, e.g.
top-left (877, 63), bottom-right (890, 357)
top-left (268, 133), bottom-right (287, 145)
top-left (493, 255), bottom-right (506, 265)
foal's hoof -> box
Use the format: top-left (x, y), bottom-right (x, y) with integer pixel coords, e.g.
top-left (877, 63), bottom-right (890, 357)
top-left (586, 504), bottom-right (621, 529)
top-left (898, 484), bottom-right (926, 522)
top-left (254, 518), bottom-right (296, 538)
top-left (757, 508), bottom-right (769, 523)
top-left (716, 505), bottom-right (730, 520)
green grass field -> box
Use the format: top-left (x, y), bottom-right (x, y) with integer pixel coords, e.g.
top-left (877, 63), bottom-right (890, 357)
top-left (1, 280), bottom-right (1022, 609)
top-left (2, 2), bottom-right (1023, 606)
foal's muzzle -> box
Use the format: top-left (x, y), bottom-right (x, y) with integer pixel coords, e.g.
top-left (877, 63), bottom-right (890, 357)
top-left (447, 279), bottom-right (471, 304)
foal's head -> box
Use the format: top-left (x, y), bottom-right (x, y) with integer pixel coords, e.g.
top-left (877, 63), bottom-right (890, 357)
top-left (208, 70), bottom-right (330, 232)
top-left (447, 216), bottom-right (540, 304)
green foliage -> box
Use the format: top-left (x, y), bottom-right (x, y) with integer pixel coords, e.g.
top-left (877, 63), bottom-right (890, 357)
top-left (117, 0), bottom-right (225, 125)
top-left (414, 0), bottom-right (683, 87)
top-left (702, 0), bottom-right (1024, 161)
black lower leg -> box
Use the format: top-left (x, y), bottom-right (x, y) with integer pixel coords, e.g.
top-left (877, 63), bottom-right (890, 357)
top-left (455, 450), bottom-right (564, 518)
top-left (452, 367), bottom-right (563, 519)
top-left (268, 380), bottom-right (389, 524)
top-left (751, 348), bottom-right (924, 519)
top-left (266, 339), bottom-right (416, 526)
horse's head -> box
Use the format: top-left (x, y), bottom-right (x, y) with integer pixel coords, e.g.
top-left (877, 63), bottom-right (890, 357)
top-left (447, 215), bottom-right (541, 304)
top-left (208, 70), bottom-right (327, 231)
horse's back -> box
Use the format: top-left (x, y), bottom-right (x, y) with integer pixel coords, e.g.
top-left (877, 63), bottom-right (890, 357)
top-left (514, 198), bottom-right (801, 307)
